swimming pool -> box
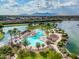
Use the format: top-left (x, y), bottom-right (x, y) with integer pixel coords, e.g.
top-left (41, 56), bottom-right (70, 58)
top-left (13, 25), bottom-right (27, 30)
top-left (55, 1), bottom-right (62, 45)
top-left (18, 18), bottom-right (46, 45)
top-left (26, 29), bottom-right (45, 47)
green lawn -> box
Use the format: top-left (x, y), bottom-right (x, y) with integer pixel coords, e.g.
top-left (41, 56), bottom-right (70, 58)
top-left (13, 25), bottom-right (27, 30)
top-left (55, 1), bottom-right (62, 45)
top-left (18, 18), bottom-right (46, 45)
top-left (17, 48), bottom-right (62, 59)
top-left (0, 32), bottom-right (4, 40)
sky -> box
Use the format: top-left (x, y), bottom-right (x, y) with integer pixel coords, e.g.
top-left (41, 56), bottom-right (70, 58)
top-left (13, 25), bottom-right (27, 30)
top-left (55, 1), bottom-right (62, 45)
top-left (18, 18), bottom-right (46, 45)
top-left (0, 0), bottom-right (79, 16)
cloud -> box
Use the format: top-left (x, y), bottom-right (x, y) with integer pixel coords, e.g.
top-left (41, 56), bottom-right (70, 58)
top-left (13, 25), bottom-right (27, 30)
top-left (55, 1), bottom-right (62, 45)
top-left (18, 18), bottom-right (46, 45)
top-left (59, 0), bottom-right (78, 7)
top-left (0, 0), bottom-right (79, 15)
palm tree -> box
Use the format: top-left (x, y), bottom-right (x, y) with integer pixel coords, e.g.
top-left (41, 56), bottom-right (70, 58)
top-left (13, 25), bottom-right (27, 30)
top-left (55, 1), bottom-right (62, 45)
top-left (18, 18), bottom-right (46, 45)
top-left (36, 42), bottom-right (40, 50)
top-left (0, 24), bottom-right (4, 32)
top-left (45, 23), bottom-right (52, 30)
top-left (52, 23), bottom-right (57, 28)
top-left (46, 40), bottom-right (51, 45)
top-left (42, 44), bottom-right (45, 48)
top-left (58, 41), bottom-right (65, 47)
top-left (8, 30), bottom-right (13, 41)
top-left (13, 28), bottom-right (18, 38)
top-left (17, 30), bottom-right (21, 38)
top-left (22, 38), bottom-right (30, 47)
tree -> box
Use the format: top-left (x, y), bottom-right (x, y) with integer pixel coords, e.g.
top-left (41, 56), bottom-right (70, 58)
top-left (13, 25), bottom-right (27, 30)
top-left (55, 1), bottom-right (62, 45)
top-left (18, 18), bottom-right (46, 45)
top-left (0, 46), bottom-right (13, 58)
top-left (58, 41), bottom-right (65, 47)
top-left (36, 42), bottom-right (40, 50)
top-left (22, 38), bottom-right (30, 46)
top-left (8, 30), bottom-right (13, 40)
top-left (17, 30), bottom-right (21, 38)
top-left (42, 44), bottom-right (45, 47)
top-left (29, 51), bottom-right (36, 58)
top-left (17, 49), bottom-right (30, 59)
top-left (13, 28), bottom-right (18, 38)
top-left (52, 23), bottom-right (57, 28)
top-left (40, 51), bottom-right (47, 58)
top-left (0, 24), bottom-right (4, 31)
top-left (46, 40), bottom-right (51, 45)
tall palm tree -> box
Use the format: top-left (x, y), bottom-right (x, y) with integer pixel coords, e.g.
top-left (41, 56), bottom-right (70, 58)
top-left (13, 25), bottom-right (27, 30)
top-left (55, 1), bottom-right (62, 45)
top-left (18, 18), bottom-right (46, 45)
top-left (17, 30), bottom-right (21, 38)
top-left (22, 38), bottom-right (30, 47)
top-left (52, 23), bottom-right (57, 28)
top-left (46, 40), bottom-right (51, 45)
top-left (8, 30), bottom-right (13, 42)
top-left (36, 42), bottom-right (40, 50)
top-left (42, 44), bottom-right (45, 48)
top-left (0, 24), bottom-right (4, 31)
top-left (13, 28), bottom-right (18, 38)
top-left (45, 23), bottom-right (52, 30)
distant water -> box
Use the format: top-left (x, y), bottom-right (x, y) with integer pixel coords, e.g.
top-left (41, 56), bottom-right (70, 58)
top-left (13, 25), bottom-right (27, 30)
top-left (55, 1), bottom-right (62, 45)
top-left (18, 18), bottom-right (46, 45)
top-left (58, 21), bottom-right (79, 55)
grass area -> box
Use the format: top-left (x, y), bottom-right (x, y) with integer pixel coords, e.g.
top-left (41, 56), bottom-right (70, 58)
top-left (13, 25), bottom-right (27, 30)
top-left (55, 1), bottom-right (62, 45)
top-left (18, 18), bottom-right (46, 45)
top-left (4, 24), bottom-right (27, 27)
top-left (17, 48), bottom-right (62, 59)
top-left (0, 32), bottom-right (4, 40)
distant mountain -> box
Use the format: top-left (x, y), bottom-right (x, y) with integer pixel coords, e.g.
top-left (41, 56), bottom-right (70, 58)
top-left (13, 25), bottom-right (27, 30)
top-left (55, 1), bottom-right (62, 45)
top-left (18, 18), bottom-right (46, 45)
top-left (21, 13), bottom-right (57, 16)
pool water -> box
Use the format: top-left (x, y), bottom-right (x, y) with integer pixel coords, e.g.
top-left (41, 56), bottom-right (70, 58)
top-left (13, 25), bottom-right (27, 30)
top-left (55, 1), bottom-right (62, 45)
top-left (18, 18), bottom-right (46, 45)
top-left (26, 29), bottom-right (45, 46)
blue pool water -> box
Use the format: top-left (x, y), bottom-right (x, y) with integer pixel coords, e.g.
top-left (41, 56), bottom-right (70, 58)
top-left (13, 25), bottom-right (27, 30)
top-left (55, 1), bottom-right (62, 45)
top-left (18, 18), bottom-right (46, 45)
top-left (26, 29), bottom-right (45, 46)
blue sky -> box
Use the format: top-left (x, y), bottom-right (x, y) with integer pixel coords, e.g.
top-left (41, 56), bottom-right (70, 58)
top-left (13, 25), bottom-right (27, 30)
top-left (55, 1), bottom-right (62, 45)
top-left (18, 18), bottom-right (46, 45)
top-left (0, 0), bottom-right (79, 16)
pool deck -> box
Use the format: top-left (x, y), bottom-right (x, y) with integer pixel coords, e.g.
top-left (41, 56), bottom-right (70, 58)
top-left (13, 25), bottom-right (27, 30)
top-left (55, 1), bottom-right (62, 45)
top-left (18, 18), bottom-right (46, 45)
top-left (19, 29), bottom-right (62, 52)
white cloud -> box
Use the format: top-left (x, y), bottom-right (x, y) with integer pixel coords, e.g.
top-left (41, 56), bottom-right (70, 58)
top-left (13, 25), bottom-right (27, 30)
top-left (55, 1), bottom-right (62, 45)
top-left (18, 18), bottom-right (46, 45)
top-left (59, 0), bottom-right (78, 7)
top-left (0, 0), bottom-right (79, 15)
